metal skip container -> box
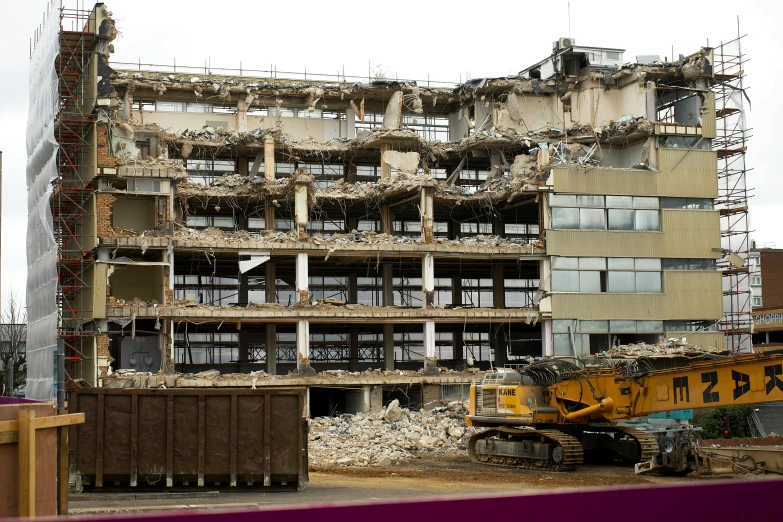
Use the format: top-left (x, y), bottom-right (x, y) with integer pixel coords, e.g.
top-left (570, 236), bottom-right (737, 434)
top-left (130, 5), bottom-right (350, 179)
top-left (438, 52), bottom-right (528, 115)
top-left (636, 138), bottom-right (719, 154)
top-left (69, 387), bottom-right (308, 490)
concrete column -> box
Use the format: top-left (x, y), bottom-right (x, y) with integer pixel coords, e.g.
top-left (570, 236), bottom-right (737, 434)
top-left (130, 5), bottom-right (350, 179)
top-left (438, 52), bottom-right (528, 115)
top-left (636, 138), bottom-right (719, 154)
top-left (492, 263), bottom-right (507, 367)
top-left (492, 213), bottom-right (504, 237)
top-left (382, 264), bottom-right (393, 307)
top-left (424, 320), bottom-right (438, 373)
top-left (453, 330), bottom-right (464, 364)
top-left (420, 186), bottom-right (435, 243)
top-left (363, 385), bottom-right (373, 413)
top-left (349, 328), bottom-right (359, 371)
top-left (296, 319), bottom-right (314, 374)
top-left (294, 177), bottom-right (309, 239)
top-left (422, 253), bottom-right (435, 308)
top-left (345, 163), bottom-right (357, 184)
top-left (542, 319), bottom-right (553, 357)
top-left (238, 265), bottom-right (249, 364)
top-left (380, 143), bottom-right (391, 179)
top-left (346, 107), bottom-right (357, 139)
top-left (264, 136), bottom-right (275, 181)
top-left (237, 156), bottom-right (248, 176)
top-left (265, 205), bottom-right (276, 232)
top-left (265, 261), bottom-right (276, 303)
top-left (296, 253), bottom-right (309, 304)
top-left (348, 273), bottom-right (358, 304)
top-left (383, 324), bottom-right (394, 371)
top-left (381, 204), bottom-right (392, 234)
top-left (266, 325), bottom-right (277, 375)
top-left (237, 101), bottom-right (249, 132)
top-left (451, 275), bottom-right (462, 307)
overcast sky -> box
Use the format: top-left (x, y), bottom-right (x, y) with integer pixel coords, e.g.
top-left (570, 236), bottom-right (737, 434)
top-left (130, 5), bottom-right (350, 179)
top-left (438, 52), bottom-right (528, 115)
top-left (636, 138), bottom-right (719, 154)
top-left (1, 0), bottom-right (781, 303)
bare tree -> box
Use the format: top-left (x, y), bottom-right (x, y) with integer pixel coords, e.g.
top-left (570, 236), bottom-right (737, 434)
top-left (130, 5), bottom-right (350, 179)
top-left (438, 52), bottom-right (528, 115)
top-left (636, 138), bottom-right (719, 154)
top-left (0, 292), bottom-right (27, 397)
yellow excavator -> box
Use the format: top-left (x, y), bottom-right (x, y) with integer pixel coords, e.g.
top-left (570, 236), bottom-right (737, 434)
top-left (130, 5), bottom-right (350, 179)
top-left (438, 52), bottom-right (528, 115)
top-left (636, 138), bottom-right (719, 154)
top-left (466, 352), bottom-right (783, 473)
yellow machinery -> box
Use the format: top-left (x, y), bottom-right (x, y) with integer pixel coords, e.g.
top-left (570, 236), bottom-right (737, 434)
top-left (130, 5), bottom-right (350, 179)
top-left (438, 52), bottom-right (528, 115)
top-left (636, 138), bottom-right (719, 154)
top-left (466, 352), bottom-right (783, 472)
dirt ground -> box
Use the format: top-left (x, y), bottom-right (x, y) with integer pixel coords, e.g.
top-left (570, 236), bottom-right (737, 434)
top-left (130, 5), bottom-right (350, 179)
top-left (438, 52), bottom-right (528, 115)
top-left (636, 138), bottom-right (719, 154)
top-left (68, 456), bottom-right (778, 516)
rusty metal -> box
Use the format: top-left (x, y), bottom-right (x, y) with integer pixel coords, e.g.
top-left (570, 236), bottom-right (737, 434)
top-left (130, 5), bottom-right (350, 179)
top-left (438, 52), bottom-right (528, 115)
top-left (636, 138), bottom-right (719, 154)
top-left (696, 446), bottom-right (783, 475)
top-left (69, 387), bottom-right (307, 490)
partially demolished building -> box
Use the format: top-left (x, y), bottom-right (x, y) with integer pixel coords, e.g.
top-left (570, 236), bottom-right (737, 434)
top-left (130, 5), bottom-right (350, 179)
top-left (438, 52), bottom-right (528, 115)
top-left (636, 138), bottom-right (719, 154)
top-left (27, 4), bottom-right (752, 396)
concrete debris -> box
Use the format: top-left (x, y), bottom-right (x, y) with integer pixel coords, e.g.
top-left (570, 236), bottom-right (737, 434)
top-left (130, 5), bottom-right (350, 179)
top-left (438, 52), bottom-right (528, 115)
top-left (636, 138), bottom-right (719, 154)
top-left (598, 340), bottom-right (728, 358)
top-left (382, 150), bottom-right (420, 175)
top-left (308, 401), bottom-right (478, 468)
top-left (99, 367), bottom-right (482, 389)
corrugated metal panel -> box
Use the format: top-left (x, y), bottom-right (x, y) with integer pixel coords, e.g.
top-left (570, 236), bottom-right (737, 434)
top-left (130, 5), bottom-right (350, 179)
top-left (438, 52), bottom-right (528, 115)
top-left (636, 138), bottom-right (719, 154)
top-left (547, 210), bottom-right (721, 258)
top-left (701, 91), bottom-right (717, 139)
top-left (552, 149), bottom-right (717, 198)
top-left (551, 271), bottom-right (723, 320)
top-left (664, 331), bottom-right (724, 350)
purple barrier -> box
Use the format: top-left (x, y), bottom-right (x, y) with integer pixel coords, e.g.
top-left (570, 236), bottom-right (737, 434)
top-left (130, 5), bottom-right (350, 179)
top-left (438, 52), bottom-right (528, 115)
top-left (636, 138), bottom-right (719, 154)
top-left (59, 477), bottom-right (781, 522)
top-left (0, 396), bottom-right (40, 405)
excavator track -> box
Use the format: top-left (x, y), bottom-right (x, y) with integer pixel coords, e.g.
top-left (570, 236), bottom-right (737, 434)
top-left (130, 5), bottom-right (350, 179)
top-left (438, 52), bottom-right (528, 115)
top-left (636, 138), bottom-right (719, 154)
top-left (614, 426), bottom-right (660, 462)
top-left (468, 428), bottom-right (584, 471)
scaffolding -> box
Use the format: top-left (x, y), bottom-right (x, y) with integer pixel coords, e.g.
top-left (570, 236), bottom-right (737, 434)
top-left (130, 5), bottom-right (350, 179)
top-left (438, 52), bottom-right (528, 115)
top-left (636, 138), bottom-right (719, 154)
top-left (712, 34), bottom-right (752, 353)
top-left (54, 6), bottom-right (98, 376)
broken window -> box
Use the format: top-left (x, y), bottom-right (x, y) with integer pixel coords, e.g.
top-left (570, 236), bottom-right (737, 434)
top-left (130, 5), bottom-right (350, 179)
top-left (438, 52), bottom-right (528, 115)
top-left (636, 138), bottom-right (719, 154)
top-left (357, 277), bottom-right (382, 306)
top-left (247, 106), bottom-right (268, 116)
top-left (184, 158), bottom-right (235, 185)
top-left (355, 112), bottom-right (384, 132)
top-left (306, 218), bottom-right (345, 236)
top-left (660, 197), bottom-right (713, 210)
top-left (461, 278), bottom-right (493, 307)
top-left (505, 279), bottom-right (540, 308)
top-left (174, 332), bottom-right (238, 365)
top-left (309, 276), bottom-right (348, 302)
top-left (213, 105), bottom-right (238, 115)
top-left (658, 136), bottom-right (711, 149)
top-left (174, 275), bottom-right (238, 305)
top-left (402, 114), bottom-right (449, 142)
top-left (131, 100), bottom-right (156, 112)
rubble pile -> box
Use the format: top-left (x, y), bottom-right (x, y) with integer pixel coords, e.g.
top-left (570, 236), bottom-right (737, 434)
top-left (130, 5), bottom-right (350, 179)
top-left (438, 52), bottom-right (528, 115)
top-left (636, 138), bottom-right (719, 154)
top-left (99, 367), bottom-right (481, 389)
top-left (600, 340), bottom-right (728, 358)
top-left (309, 400), bottom-right (477, 468)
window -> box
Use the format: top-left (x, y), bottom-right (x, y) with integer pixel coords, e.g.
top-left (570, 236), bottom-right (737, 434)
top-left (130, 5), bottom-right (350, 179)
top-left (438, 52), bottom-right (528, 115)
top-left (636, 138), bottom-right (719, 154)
top-left (605, 51), bottom-right (621, 60)
top-left (753, 296), bottom-right (763, 307)
top-left (751, 275), bottom-right (762, 286)
top-left (750, 256), bottom-right (761, 267)
top-left (186, 215), bottom-right (236, 230)
top-left (186, 103), bottom-right (213, 113)
top-left (551, 257), bottom-right (662, 293)
top-left (550, 194), bottom-right (661, 231)
top-left (402, 114), bottom-right (450, 142)
top-left (663, 259), bottom-right (715, 270)
top-left (155, 101), bottom-right (184, 112)
top-left (660, 198), bottom-right (714, 210)
top-left (184, 159), bottom-right (235, 185)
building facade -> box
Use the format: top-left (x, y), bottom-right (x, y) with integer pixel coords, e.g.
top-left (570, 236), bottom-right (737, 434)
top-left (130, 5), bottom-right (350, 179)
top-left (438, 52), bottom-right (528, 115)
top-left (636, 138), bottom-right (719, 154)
top-left (749, 244), bottom-right (783, 349)
top-left (27, 4), bottom-right (751, 393)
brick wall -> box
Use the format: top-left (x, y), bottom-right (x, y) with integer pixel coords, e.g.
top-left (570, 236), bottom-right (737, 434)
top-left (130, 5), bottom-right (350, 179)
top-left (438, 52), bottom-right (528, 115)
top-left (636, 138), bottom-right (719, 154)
top-left (421, 384), bottom-right (442, 409)
top-left (96, 193), bottom-right (117, 236)
top-left (96, 333), bottom-right (113, 377)
top-left (96, 122), bottom-right (123, 167)
top-left (163, 274), bottom-right (173, 305)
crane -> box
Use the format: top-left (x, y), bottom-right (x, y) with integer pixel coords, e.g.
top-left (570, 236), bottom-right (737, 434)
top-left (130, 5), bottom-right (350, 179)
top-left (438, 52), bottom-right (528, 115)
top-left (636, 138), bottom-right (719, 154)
top-left (465, 352), bottom-right (783, 473)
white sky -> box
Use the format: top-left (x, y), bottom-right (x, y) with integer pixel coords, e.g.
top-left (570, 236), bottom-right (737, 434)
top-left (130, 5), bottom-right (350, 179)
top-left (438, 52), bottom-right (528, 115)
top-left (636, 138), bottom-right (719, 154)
top-left (1, 0), bottom-right (781, 303)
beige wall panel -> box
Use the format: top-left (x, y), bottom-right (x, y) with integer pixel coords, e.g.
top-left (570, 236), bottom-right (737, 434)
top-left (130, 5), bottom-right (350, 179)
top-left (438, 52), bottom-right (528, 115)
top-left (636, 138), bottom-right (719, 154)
top-left (551, 271), bottom-right (723, 320)
top-left (552, 149), bottom-right (717, 198)
top-left (141, 111), bottom-right (238, 133)
top-left (113, 196), bottom-right (156, 231)
top-left (546, 210), bottom-right (721, 258)
top-left (109, 265), bottom-right (165, 303)
top-left (664, 331), bottom-right (724, 350)
top-left (700, 91), bottom-right (717, 139)
top-left (571, 81), bottom-right (647, 127)
top-left (82, 263), bottom-right (107, 321)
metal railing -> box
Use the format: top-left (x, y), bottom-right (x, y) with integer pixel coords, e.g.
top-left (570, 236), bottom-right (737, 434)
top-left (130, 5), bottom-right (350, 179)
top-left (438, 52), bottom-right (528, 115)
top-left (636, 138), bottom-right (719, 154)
top-left (109, 59), bottom-right (459, 89)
